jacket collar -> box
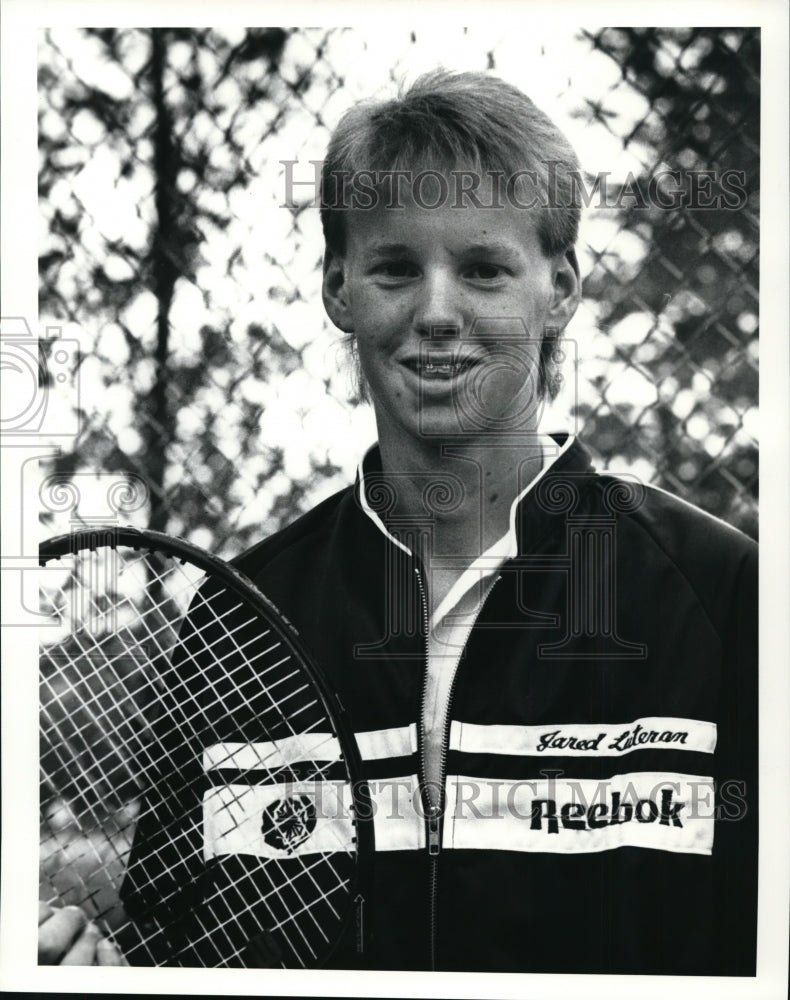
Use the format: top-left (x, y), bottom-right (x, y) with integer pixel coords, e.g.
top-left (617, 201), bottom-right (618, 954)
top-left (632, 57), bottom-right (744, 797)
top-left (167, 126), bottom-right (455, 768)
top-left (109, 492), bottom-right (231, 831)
top-left (512, 432), bottom-right (597, 556)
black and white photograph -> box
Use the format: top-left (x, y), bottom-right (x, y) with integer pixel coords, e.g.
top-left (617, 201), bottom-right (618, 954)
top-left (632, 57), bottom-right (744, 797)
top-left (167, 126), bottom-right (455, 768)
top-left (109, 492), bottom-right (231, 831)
top-left (1, 3), bottom-right (788, 998)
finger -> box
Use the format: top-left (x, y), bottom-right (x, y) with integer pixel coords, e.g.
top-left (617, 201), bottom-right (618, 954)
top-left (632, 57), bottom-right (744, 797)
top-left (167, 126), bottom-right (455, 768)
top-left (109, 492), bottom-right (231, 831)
top-left (38, 901), bottom-right (55, 925)
top-left (96, 936), bottom-right (128, 967)
top-left (60, 923), bottom-right (101, 966)
top-left (38, 906), bottom-right (88, 965)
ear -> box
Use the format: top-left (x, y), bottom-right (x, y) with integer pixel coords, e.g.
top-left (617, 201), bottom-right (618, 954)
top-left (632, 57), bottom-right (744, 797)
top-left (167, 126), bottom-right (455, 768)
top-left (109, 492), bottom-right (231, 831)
top-left (322, 249), bottom-right (354, 333)
top-left (548, 248), bottom-right (582, 332)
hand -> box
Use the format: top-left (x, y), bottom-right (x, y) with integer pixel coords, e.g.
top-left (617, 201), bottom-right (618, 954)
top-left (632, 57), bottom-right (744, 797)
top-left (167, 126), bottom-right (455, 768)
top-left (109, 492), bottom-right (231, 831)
top-left (38, 901), bottom-right (127, 966)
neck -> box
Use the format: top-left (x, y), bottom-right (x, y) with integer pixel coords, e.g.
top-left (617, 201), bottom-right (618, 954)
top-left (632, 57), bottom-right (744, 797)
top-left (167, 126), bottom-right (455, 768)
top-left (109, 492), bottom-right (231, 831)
top-left (376, 431), bottom-right (545, 560)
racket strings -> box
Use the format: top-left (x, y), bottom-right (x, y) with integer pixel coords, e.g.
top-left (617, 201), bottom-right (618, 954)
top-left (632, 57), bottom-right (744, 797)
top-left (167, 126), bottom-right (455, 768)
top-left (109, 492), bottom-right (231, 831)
top-left (42, 625), bottom-right (343, 824)
top-left (42, 554), bottom-right (337, 769)
top-left (191, 854), bottom-right (351, 967)
top-left (44, 584), bottom-right (350, 816)
top-left (43, 739), bottom-right (352, 967)
top-left (112, 755), bottom-right (354, 966)
top-left (132, 845), bottom-right (351, 967)
top-left (40, 607), bottom-right (268, 807)
top-left (42, 609), bottom-right (350, 859)
top-left (39, 544), bottom-right (361, 968)
top-left (42, 571), bottom-right (322, 788)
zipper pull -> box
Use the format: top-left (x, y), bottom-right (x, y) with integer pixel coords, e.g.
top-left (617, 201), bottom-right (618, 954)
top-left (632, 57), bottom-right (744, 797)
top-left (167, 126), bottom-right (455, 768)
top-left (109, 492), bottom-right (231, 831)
top-left (427, 806), bottom-right (441, 856)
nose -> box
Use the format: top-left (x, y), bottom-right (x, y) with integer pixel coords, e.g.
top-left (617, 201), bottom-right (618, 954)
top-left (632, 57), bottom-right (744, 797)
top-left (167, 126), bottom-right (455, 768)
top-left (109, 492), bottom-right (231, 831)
top-left (413, 268), bottom-right (463, 338)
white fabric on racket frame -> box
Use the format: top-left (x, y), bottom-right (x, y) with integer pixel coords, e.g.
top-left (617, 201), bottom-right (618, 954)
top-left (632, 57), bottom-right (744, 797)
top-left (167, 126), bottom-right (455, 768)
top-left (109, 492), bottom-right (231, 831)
top-left (203, 734), bottom-right (342, 771)
top-left (202, 781), bottom-right (356, 860)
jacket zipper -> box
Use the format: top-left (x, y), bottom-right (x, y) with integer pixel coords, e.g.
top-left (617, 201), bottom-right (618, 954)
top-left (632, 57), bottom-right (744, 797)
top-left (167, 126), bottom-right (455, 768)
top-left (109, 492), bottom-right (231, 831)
top-left (414, 565), bottom-right (440, 970)
top-left (415, 564), bottom-right (501, 971)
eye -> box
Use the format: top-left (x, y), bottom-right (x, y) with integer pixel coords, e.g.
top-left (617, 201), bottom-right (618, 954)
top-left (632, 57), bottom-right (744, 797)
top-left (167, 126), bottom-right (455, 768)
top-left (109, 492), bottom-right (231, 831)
top-left (373, 260), bottom-right (418, 279)
top-left (466, 263), bottom-right (506, 281)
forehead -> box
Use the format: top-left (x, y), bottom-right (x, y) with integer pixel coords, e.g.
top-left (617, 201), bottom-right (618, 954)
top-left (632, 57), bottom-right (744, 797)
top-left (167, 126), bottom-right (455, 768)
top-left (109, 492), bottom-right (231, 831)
top-left (342, 178), bottom-right (546, 257)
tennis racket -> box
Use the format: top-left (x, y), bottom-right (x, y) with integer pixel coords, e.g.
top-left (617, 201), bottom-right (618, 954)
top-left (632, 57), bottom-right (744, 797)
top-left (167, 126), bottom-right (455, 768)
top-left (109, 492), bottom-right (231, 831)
top-left (38, 526), bottom-right (373, 969)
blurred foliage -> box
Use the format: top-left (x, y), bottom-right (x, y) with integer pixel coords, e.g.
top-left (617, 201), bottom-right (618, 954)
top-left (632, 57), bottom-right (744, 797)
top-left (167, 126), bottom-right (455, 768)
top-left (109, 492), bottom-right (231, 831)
top-left (39, 27), bottom-right (343, 554)
top-left (38, 27), bottom-right (758, 546)
top-left (570, 28), bottom-right (758, 537)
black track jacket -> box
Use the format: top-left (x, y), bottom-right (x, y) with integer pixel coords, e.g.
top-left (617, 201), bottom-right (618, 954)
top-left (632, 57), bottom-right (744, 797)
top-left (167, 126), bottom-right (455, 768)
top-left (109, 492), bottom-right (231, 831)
top-left (229, 434), bottom-right (758, 975)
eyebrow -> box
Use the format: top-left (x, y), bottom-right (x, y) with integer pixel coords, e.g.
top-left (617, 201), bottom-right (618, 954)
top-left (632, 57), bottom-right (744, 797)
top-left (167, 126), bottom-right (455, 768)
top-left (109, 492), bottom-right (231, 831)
top-left (366, 241), bottom-right (522, 258)
top-left (460, 241), bottom-right (522, 258)
top-left (367, 243), bottom-right (414, 256)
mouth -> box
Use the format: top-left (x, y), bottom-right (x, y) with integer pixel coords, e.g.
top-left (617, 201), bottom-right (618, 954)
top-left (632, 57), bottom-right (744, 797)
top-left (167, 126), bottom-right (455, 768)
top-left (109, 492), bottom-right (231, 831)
top-left (401, 352), bottom-right (483, 380)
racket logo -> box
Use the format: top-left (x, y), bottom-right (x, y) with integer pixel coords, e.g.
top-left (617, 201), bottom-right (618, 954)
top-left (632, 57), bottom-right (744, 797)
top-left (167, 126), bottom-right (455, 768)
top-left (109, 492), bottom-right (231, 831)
top-left (260, 795), bottom-right (317, 854)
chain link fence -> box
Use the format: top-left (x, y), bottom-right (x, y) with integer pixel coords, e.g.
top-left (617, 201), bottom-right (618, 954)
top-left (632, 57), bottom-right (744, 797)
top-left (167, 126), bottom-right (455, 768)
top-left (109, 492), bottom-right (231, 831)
top-left (37, 26), bottom-right (759, 551)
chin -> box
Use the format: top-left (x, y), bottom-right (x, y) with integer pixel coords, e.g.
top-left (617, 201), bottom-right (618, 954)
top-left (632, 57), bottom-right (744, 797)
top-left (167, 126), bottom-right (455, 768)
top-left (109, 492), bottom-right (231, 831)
top-left (412, 412), bottom-right (530, 446)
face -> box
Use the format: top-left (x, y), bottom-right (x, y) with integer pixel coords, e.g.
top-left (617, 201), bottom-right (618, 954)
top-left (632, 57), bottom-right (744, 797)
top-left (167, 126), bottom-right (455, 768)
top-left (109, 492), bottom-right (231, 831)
top-left (323, 189), bottom-right (580, 452)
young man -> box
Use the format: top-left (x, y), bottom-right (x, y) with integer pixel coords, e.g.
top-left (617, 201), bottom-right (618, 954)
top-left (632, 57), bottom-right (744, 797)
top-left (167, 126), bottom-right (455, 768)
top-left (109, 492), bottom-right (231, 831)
top-left (40, 70), bottom-right (757, 974)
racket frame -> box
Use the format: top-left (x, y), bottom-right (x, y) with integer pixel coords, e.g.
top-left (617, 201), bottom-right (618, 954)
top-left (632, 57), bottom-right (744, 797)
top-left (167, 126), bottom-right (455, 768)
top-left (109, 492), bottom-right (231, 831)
top-left (38, 525), bottom-right (375, 967)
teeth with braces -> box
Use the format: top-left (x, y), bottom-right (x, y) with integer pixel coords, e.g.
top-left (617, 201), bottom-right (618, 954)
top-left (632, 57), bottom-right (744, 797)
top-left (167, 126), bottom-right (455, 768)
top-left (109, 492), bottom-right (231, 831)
top-left (423, 362), bottom-right (460, 374)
